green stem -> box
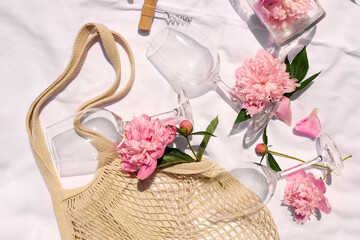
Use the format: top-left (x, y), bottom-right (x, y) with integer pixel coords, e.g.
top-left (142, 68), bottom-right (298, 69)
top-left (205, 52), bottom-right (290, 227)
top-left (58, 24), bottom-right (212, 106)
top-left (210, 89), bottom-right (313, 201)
top-left (322, 170), bottom-right (332, 181)
top-left (267, 150), bottom-right (352, 181)
top-left (268, 150), bottom-right (330, 169)
top-left (322, 155), bottom-right (352, 181)
top-left (342, 155), bottom-right (353, 161)
top-left (268, 150), bottom-right (304, 162)
top-left (186, 136), bottom-right (200, 162)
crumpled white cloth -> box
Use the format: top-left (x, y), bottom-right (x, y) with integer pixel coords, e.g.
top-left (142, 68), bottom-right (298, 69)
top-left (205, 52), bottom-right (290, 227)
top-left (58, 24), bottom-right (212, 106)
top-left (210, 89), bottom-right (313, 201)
top-left (1, 0), bottom-right (359, 239)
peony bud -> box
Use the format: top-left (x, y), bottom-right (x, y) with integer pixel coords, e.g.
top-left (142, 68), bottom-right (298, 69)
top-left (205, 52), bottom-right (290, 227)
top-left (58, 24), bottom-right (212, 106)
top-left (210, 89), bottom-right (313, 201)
top-left (255, 143), bottom-right (268, 155)
top-left (179, 120), bottom-right (193, 136)
top-left (294, 108), bottom-right (321, 138)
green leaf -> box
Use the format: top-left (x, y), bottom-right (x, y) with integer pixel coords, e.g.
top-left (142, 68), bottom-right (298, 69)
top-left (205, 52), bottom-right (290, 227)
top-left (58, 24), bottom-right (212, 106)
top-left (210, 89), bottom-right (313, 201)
top-left (234, 109), bottom-right (251, 124)
top-left (286, 71), bottom-right (321, 98)
top-left (197, 116), bottom-right (219, 161)
top-left (157, 147), bottom-right (194, 168)
top-left (217, 180), bottom-right (224, 188)
top-left (190, 131), bottom-right (216, 137)
top-left (260, 154), bottom-right (265, 164)
top-left (290, 46), bottom-right (308, 82)
top-left (262, 125), bottom-right (268, 146)
top-left (268, 152), bottom-right (282, 172)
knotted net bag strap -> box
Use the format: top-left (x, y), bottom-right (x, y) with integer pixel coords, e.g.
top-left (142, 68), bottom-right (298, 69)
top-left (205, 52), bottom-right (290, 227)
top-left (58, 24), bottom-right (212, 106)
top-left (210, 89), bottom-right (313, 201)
top-left (25, 23), bottom-right (135, 238)
top-left (26, 23), bottom-right (134, 184)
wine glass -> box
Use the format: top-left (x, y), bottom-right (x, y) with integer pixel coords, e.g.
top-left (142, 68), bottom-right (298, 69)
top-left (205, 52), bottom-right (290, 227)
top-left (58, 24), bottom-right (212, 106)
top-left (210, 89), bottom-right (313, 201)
top-left (209, 133), bottom-right (343, 221)
top-left (146, 23), bottom-right (278, 143)
top-left (46, 90), bottom-right (193, 177)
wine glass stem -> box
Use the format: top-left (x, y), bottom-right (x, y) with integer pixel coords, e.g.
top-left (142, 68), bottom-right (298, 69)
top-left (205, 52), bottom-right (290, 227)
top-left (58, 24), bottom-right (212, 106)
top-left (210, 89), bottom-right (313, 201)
top-left (214, 76), bottom-right (243, 112)
top-left (150, 108), bottom-right (178, 120)
top-left (276, 155), bottom-right (322, 180)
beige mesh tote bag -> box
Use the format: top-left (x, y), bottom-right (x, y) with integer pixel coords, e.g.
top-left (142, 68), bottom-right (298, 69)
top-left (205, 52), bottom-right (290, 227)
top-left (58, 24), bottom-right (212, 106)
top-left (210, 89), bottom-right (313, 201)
top-left (26, 23), bottom-right (280, 240)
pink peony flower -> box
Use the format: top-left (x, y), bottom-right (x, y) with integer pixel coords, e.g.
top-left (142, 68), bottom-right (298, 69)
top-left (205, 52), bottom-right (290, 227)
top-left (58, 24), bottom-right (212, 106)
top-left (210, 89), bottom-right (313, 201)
top-left (179, 120), bottom-right (193, 136)
top-left (263, 0), bottom-right (312, 20)
top-left (256, 0), bottom-right (313, 29)
top-left (116, 115), bottom-right (177, 180)
top-left (275, 96), bottom-right (292, 126)
top-left (294, 108), bottom-right (321, 138)
top-left (233, 49), bottom-right (299, 116)
top-left (255, 143), bottom-right (268, 155)
top-left (282, 0), bottom-right (313, 19)
top-left (284, 169), bottom-right (331, 224)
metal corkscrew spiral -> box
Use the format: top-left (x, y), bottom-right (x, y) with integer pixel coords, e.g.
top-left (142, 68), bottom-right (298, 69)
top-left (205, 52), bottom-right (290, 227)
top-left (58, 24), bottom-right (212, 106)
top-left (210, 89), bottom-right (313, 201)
top-left (155, 10), bottom-right (192, 25)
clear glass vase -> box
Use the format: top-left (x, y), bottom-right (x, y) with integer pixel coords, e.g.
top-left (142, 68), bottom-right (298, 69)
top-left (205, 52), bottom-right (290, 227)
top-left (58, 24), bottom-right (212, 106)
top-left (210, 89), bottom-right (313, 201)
top-left (247, 0), bottom-right (326, 46)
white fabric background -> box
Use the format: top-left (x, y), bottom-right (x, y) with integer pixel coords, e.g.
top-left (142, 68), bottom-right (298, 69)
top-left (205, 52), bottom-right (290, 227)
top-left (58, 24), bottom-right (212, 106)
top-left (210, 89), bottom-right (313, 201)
top-left (1, 0), bottom-right (359, 239)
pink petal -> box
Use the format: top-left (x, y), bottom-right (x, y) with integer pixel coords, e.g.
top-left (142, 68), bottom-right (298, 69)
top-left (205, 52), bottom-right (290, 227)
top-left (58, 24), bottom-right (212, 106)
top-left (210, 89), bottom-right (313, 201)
top-left (306, 172), bottom-right (316, 182)
top-left (137, 159), bottom-right (157, 180)
top-left (120, 162), bottom-right (139, 173)
top-left (293, 212), bottom-right (306, 224)
top-left (275, 96), bottom-right (292, 126)
top-left (149, 148), bottom-right (165, 160)
top-left (313, 177), bottom-right (326, 195)
top-left (162, 118), bottom-right (178, 127)
top-left (319, 196), bottom-right (332, 214)
top-left (286, 169), bottom-right (306, 182)
top-left (125, 140), bottom-right (142, 151)
top-left (294, 108), bottom-right (321, 138)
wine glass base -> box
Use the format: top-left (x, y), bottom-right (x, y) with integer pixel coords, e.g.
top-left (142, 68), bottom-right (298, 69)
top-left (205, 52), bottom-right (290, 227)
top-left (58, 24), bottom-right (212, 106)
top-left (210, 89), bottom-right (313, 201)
top-left (244, 102), bottom-right (279, 144)
top-left (317, 133), bottom-right (344, 176)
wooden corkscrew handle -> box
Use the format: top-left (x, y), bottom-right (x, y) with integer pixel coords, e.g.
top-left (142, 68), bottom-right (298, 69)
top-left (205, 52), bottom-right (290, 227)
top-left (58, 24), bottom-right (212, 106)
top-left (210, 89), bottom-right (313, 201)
top-left (138, 0), bottom-right (158, 31)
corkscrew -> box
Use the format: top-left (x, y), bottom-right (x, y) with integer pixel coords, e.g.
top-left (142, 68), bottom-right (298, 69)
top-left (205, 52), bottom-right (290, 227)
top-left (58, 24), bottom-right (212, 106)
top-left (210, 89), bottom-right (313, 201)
top-left (155, 10), bottom-right (193, 25)
top-left (138, 0), bottom-right (193, 31)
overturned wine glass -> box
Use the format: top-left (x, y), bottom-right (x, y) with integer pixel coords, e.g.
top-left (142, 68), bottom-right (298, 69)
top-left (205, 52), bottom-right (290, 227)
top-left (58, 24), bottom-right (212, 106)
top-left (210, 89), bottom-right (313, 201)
top-left (46, 89), bottom-right (193, 177)
top-left (208, 133), bottom-right (343, 221)
top-left (146, 23), bottom-right (277, 144)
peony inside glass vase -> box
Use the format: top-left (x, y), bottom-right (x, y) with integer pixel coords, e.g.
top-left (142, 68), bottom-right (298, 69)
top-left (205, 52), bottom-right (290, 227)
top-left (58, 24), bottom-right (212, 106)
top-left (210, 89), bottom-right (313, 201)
top-left (247, 0), bottom-right (326, 46)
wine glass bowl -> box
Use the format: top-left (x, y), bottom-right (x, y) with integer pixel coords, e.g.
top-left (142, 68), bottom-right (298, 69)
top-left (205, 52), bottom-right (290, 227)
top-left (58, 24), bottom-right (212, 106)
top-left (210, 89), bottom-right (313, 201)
top-left (46, 108), bottom-right (126, 177)
top-left (225, 162), bottom-right (277, 218)
top-left (146, 26), bottom-right (219, 98)
top-left (232, 163), bottom-right (277, 205)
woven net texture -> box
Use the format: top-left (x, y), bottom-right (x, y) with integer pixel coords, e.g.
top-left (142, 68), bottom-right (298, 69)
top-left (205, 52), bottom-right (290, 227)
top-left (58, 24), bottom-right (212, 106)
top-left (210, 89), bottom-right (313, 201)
top-left (65, 152), bottom-right (280, 240)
